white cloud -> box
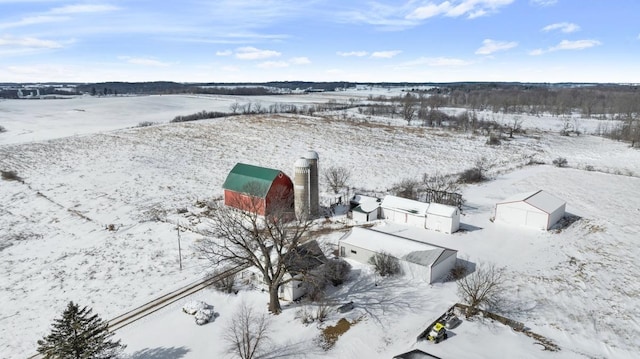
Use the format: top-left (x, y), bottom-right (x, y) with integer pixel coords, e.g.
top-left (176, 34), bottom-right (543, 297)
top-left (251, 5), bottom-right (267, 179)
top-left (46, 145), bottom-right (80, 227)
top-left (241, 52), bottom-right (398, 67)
top-left (289, 57), bottom-right (311, 65)
top-left (119, 56), bottom-right (170, 67)
top-left (0, 15), bottom-right (68, 29)
top-left (51, 4), bottom-right (119, 14)
top-left (257, 61), bottom-right (289, 69)
top-left (216, 50), bottom-right (232, 56)
top-left (529, 39), bottom-right (602, 55)
top-left (407, 0), bottom-right (514, 20)
top-left (0, 35), bottom-right (63, 49)
top-left (337, 51), bottom-right (368, 57)
top-left (235, 46), bottom-right (281, 60)
top-left (542, 22), bottom-right (580, 33)
top-left (530, 0), bottom-right (557, 6)
top-left (475, 39), bottom-right (518, 55)
top-left (406, 2), bottom-right (451, 19)
top-left (371, 50), bottom-right (402, 58)
top-left (551, 39), bottom-right (601, 51)
top-left (399, 57), bottom-right (472, 67)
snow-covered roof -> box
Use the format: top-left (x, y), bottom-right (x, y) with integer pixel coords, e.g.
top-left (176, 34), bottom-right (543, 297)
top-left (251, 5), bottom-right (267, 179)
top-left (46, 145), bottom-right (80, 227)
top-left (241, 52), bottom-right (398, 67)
top-left (426, 203), bottom-right (458, 217)
top-left (498, 190), bottom-right (566, 214)
top-left (381, 195), bottom-right (430, 216)
top-left (339, 227), bottom-right (456, 266)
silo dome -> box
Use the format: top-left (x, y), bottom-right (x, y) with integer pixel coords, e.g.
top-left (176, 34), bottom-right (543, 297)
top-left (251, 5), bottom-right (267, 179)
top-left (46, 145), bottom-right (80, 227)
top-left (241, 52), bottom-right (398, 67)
top-left (305, 150), bottom-right (319, 160)
top-left (295, 158), bottom-right (310, 168)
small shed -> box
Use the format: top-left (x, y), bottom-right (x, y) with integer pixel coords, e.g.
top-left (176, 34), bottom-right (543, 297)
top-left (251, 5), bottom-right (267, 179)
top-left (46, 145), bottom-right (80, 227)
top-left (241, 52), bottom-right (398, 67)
top-left (338, 227), bottom-right (457, 283)
top-left (495, 190), bottom-right (566, 230)
top-left (425, 203), bottom-right (460, 234)
top-left (381, 195), bottom-right (430, 228)
top-left (222, 163), bottom-right (293, 216)
top-left (349, 195), bottom-right (381, 222)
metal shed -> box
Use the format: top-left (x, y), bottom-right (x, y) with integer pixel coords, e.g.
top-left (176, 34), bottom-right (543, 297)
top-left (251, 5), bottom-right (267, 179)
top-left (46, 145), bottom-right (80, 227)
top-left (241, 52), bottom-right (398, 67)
top-left (381, 195), bottom-right (430, 228)
top-left (495, 190), bottom-right (566, 230)
top-left (338, 227), bottom-right (457, 284)
top-left (425, 203), bottom-right (460, 234)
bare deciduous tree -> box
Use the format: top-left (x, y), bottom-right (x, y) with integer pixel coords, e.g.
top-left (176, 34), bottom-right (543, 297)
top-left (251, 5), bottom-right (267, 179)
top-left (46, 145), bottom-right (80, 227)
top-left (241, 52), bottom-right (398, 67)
top-left (400, 93), bottom-right (417, 125)
top-left (196, 182), bottom-right (313, 314)
top-left (456, 263), bottom-right (505, 317)
top-left (230, 102), bottom-right (240, 114)
top-left (507, 116), bottom-right (524, 138)
top-left (391, 178), bottom-right (420, 200)
top-left (422, 173), bottom-right (460, 196)
top-left (225, 302), bottom-right (271, 359)
top-left (368, 251), bottom-right (401, 277)
top-left (323, 166), bottom-right (350, 194)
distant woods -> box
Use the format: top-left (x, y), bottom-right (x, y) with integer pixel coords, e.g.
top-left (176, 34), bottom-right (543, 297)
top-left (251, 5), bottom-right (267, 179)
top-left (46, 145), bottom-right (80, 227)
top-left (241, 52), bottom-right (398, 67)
top-left (3, 81), bottom-right (638, 146)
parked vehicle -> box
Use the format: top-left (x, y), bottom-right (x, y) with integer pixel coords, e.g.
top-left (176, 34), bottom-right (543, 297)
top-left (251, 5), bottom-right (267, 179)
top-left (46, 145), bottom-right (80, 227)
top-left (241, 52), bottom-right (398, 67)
top-left (427, 322), bottom-right (448, 343)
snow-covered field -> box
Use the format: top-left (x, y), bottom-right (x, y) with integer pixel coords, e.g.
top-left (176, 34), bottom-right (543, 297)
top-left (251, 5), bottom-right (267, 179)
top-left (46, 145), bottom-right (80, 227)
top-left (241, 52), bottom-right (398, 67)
top-left (1, 94), bottom-right (639, 358)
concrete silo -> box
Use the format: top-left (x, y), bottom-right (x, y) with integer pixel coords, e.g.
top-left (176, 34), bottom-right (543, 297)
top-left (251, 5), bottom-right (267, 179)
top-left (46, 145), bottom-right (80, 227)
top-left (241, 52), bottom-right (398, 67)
top-left (294, 157), bottom-right (310, 217)
top-left (304, 150), bottom-right (320, 216)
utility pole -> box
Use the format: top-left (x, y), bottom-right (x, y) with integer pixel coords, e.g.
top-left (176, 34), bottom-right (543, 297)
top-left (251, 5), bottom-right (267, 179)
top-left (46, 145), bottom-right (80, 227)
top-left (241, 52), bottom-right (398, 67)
top-left (177, 221), bottom-right (182, 270)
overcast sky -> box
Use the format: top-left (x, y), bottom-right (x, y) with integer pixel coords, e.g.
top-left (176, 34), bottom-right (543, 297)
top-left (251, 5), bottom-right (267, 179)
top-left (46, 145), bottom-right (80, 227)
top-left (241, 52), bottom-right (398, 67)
top-left (1, 0), bottom-right (638, 83)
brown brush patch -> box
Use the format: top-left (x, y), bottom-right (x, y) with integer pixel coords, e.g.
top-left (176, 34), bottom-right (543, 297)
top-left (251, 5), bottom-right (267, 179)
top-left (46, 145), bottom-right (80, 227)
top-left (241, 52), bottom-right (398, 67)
top-left (320, 317), bottom-right (361, 350)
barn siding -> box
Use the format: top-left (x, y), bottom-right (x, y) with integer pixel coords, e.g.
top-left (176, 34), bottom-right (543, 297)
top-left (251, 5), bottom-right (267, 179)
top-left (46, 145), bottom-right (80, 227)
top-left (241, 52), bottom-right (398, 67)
top-left (224, 190), bottom-right (266, 215)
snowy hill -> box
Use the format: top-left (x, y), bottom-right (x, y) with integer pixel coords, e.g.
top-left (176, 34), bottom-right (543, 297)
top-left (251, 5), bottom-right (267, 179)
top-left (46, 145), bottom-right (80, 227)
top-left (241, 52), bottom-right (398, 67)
top-left (0, 94), bottom-right (638, 358)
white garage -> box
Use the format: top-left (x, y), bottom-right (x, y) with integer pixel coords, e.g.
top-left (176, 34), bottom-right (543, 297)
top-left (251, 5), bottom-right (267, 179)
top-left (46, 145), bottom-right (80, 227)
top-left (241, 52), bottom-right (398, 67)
top-left (426, 203), bottom-right (460, 234)
top-left (381, 195), bottom-right (430, 228)
top-left (338, 227), bottom-right (458, 284)
top-left (495, 190), bottom-right (566, 230)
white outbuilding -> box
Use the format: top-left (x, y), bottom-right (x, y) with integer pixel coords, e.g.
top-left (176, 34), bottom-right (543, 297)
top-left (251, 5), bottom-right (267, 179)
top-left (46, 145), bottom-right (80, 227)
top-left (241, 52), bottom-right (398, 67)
top-left (494, 190), bottom-right (566, 230)
top-left (349, 194), bottom-right (381, 222)
top-left (426, 203), bottom-right (460, 234)
top-left (381, 195), bottom-right (430, 228)
top-left (381, 195), bottom-right (460, 233)
top-left (338, 227), bottom-right (458, 283)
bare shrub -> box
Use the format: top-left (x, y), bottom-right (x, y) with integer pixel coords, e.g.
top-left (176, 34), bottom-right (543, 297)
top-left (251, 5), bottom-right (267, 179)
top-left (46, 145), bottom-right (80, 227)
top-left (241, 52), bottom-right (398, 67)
top-left (449, 261), bottom-right (469, 281)
top-left (224, 302), bottom-right (271, 359)
top-left (552, 157), bottom-right (568, 168)
top-left (458, 168), bottom-right (483, 183)
top-left (323, 258), bottom-right (351, 286)
top-left (368, 251), bottom-right (401, 277)
top-left (0, 125), bottom-right (6, 133)
top-left (1, 170), bottom-right (23, 182)
top-left (315, 300), bottom-right (332, 323)
top-left (137, 121), bottom-right (157, 127)
top-left (486, 133), bottom-right (501, 145)
top-left (458, 158), bottom-right (491, 184)
top-left (208, 268), bottom-right (237, 294)
top-left (324, 166), bottom-right (351, 194)
top-left (391, 178), bottom-right (420, 199)
top-left (457, 263), bottom-right (505, 317)
top-left (296, 307), bottom-right (315, 325)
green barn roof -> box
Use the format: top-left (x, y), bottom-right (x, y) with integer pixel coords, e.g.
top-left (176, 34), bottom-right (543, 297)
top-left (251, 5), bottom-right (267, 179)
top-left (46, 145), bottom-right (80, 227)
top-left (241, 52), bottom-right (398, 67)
top-left (222, 163), bottom-right (283, 198)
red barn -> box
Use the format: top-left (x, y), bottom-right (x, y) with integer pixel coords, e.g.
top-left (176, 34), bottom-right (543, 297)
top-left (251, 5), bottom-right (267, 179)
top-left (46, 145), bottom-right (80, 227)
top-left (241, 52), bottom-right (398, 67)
top-left (222, 163), bottom-right (294, 215)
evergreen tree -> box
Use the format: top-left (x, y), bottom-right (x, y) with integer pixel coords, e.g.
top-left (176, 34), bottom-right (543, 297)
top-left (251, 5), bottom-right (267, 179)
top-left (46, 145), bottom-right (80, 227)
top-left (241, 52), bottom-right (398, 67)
top-left (37, 301), bottom-right (125, 359)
